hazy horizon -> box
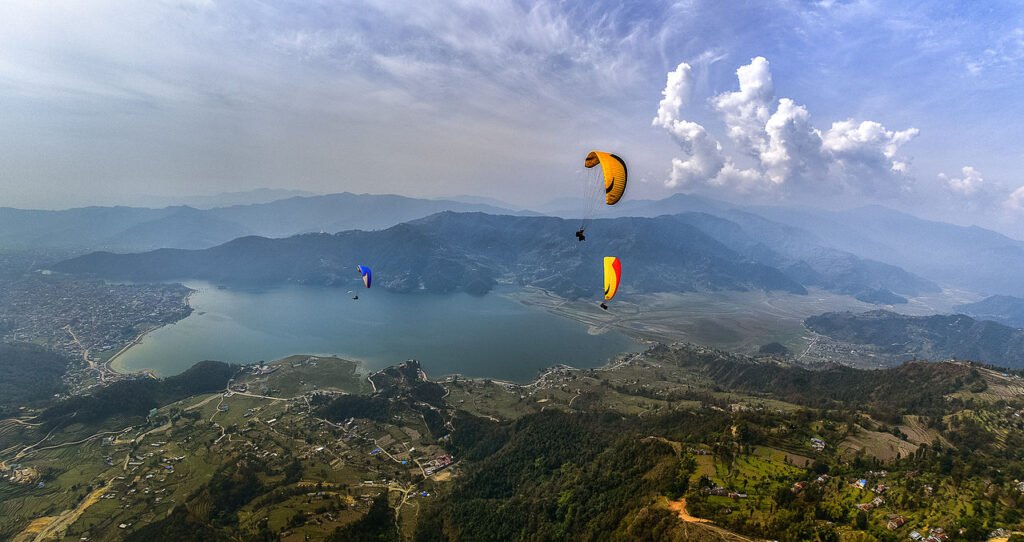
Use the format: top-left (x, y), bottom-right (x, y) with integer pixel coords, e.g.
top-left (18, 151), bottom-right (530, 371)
top-left (2, 1), bottom-right (1024, 236)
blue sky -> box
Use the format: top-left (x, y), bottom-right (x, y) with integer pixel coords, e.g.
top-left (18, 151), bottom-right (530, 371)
top-left (1, 0), bottom-right (1022, 233)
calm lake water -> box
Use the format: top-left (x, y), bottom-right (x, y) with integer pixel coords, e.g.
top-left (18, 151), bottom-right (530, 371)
top-left (114, 282), bottom-right (640, 381)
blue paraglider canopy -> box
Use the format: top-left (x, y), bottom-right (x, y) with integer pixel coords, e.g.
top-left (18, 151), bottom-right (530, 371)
top-left (356, 265), bottom-right (372, 288)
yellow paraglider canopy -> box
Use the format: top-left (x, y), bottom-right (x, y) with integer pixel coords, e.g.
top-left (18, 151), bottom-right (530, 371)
top-left (585, 151), bottom-right (628, 205)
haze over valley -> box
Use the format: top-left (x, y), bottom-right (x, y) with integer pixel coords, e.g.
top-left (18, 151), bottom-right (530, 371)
top-left (3, 1), bottom-right (1024, 541)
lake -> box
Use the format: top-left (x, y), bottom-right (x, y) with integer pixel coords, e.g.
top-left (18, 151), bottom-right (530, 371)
top-left (113, 282), bottom-right (640, 381)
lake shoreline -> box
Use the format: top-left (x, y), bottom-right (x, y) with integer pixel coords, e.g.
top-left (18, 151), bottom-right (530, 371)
top-left (104, 283), bottom-right (641, 382)
top-left (107, 287), bottom-right (197, 376)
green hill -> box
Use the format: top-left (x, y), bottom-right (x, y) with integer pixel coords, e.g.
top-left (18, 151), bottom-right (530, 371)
top-left (805, 310), bottom-right (1024, 369)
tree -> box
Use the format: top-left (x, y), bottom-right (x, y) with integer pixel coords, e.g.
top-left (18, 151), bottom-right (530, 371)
top-left (329, 493), bottom-right (398, 542)
top-left (666, 454), bottom-right (696, 499)
top-left (855, 510), bottom-right (868, 530)
top-left (955, 515), bottom-right (985, 541)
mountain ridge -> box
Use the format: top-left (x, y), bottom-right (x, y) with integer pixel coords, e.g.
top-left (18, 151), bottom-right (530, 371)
top-left (955, 294), bottom-right (1024, 328)
top-left (804, 309), bottom-right (1024, 369)
top-left (0, 193), bottom-right (531, 253)
top-left (52, 211), bottom-right (938, 302)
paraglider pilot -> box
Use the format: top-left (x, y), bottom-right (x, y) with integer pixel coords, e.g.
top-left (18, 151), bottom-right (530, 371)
top-left (579, 150), bottom-right (626, 243)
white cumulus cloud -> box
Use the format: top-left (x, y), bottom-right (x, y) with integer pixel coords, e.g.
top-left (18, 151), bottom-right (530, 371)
top-left (936, 166), bottom-right (1024, 221)
top-left (939, 166), bottom-right (985, 196)
top-left (1004, 186), bottom-right (1024, 212)
top-left (711, 56), bottom-right (774, 156)
top-left (820, 120), bottom-right (919, 195)
top-left (761, 98), bottom-right (827, 186)
top-left (653, 62), bottom-right (727, 189)
top-left (664, 124), bottom-right (726, 189)
top-left (655, 56), bottom-right (920, 199)
top-left (654, 62), bottom-right (696, 129)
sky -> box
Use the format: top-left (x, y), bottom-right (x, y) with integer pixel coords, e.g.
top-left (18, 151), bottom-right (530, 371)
top-left (1, 0), bottom-right (1022, 234)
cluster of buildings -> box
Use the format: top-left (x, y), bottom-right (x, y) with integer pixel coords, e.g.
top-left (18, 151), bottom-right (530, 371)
top-left (96, 446), bottom-right (185, 512)
top-left (1, 462), bottom-right (39, 486)
top-left (798, 335), bottom-right (883, 368)
top-left (908, 527), bottom-right (949, 541)
top-left (886, 515), bottom-right (907, 530)
top-left (851, 471), bottom-right (892, 513)
top-left (423, 454), bottom-right (453, 476)
top-left (704, 485), bottom-right (748, 500)
top-left (791, 474), bottom-right (830, 495)
top-left (0, 275), bottom-right (192, 360)
top-left (854, 495), bottom-right (885, 512)
top-left (249, 364), bottom-right (279, 376)
top-left (854, 479), bottom-right (889, 494)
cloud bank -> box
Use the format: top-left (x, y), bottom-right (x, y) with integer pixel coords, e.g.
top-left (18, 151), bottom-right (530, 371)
top-left (655, 55), bottom-right (1024, 231)
top-left (654, 56), bottom-right (919, 199)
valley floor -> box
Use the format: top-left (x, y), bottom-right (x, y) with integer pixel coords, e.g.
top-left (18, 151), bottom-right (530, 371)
top-left (509, 286), bottom-right (974, 363)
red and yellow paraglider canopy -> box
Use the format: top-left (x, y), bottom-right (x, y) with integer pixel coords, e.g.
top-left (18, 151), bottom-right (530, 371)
top-left (603, 256), bottom-right (621, 302)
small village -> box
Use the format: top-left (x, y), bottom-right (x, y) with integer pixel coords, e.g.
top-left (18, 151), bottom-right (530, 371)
top-left (1, 462), bottom-right (40, 487)
top-left (0, 355), bottom-right (458, 541)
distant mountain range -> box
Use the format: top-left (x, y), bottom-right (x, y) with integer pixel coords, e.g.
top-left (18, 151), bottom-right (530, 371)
top-left (0, 193), bottom-right (532, 252)
top-left (955, 295), bottom-right (1024, 328)
top-left (8, 190), bottom-right (1024, 299)
top-left (54, 211), bottom-right (938, 301)
top-left (753, 205), bottom-right (1024, 298)
top-left (671, 211), bottom-right (936, 297)
top-left (594, 194), bottom-right (1024, 298)
top-left (131, 188), bottom-right (320, 209)
top-left (805, 310), bottom-right (1024, 369)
